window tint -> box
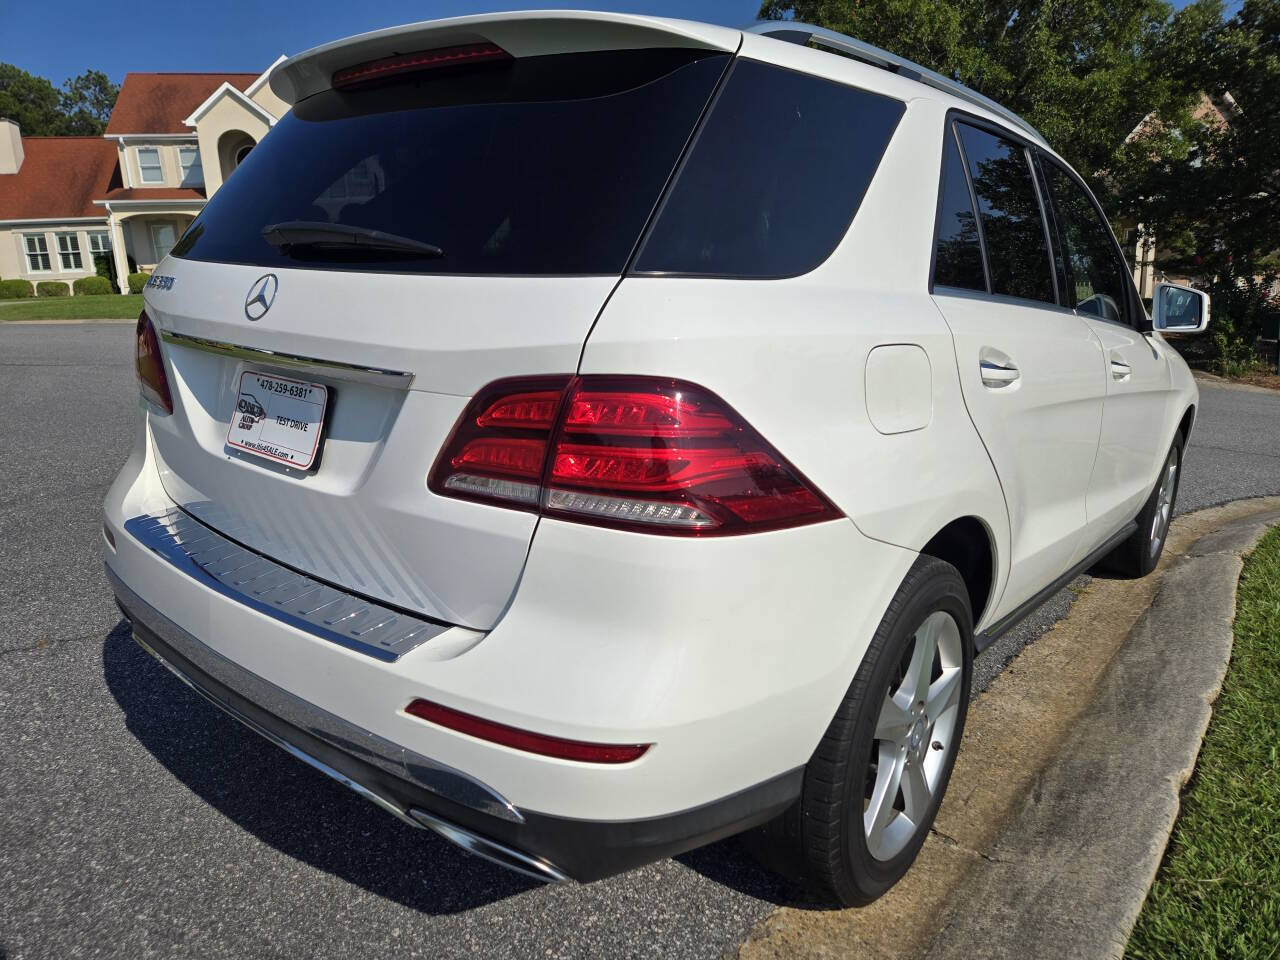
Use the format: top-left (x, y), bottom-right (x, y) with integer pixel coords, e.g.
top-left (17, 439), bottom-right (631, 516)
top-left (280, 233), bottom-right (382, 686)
top-left (173, 49), bottom-right (729, 275)
top-left (635, 59), bottom-right (904, 277)
top-left (955, 124), bottom-right (1055, 304)
top-left (932, 125), bottom-right (986, 292)
top-left (1041, 159), bottom-right (1131, 324)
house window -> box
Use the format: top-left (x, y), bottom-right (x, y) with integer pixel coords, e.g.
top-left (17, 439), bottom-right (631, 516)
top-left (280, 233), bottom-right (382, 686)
top-left (150, 222), bottom-right (177, 263)
top-left (138, 147), bottom-right (164, 184)
top-left (88, 231), bottom-right (111, 255)
top-left (24, 234), bottom-right (51, 272)
top-left (57, 233), bottom-right (84, 270)
top-left (179, 146), bottom-right (203, 187)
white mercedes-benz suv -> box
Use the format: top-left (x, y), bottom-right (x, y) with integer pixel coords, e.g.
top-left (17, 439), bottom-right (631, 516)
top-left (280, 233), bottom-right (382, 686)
top-left (105, 12), bottom-right (1208, 905)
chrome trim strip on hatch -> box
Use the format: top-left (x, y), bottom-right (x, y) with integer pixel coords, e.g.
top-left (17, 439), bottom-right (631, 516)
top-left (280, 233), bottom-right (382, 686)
top-left (108, 567), bottom-right (525, 824)
top-left (159, 330), bottom-right (415, 389)
top-left (123, 508), bottom-right (449, 663)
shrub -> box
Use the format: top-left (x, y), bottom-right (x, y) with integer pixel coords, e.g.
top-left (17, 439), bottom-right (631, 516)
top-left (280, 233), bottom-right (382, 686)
top-left (73, 275), bottom-right (114, 296)
top-left (37, 281), bottom-right (71, 297)
top-left (127, 271), bottom-right (150, 294)
top-left (0, 278), bottom-right (34, 299)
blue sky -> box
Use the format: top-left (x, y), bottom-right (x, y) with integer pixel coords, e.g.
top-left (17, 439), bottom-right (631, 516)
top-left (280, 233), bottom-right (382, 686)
top-left (3, 1), bottom-right (761, 87)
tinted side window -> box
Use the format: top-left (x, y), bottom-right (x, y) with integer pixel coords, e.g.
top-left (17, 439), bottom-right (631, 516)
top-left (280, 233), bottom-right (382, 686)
top-left (955, 124), bottom-right (1055, 304)
top-left (932, 125), bottom-right (986, 292)
top-left (1041, 160), bottom-right (1131, 324)
top-left (636, 59), bottom-right (905, 277)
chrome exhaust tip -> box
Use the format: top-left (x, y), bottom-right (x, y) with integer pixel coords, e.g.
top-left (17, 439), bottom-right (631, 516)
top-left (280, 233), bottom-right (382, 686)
top-left (408, 808), bottom-right (570, 884)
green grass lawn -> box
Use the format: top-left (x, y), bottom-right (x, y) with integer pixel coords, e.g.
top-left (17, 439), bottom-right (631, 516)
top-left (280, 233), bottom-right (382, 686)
top-left (0, 294), bottom-right (143, 321)
top-left (1126, 526), bottom-right (1280, 959)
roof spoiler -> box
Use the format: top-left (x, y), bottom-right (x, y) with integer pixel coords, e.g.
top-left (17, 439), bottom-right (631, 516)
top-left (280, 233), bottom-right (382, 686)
top-left (271, 11), bottom-right (742, 104)
top-left (746, 21), bottom-right (1047, 146)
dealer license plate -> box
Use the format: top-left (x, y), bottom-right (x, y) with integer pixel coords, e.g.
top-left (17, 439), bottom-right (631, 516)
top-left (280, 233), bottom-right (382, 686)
top-left (227, 370), bottom-right (328, 469)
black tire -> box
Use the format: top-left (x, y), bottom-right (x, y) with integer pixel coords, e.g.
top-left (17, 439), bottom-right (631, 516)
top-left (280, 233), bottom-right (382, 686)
top-left (1099, 431), bottom-right (1184, 578)
top-left (753, 555), bottom-right (974, 906)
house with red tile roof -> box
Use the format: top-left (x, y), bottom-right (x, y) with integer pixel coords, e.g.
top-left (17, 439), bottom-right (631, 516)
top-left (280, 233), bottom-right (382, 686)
top-left (0, 57), bottom-right (287, 292)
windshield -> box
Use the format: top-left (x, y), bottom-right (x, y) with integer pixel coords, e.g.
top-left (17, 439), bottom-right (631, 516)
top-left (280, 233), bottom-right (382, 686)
top-left (173, 48), bottom-right (730, 275)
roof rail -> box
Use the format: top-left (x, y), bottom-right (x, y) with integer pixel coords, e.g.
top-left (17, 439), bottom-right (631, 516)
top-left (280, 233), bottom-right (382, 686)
top-left (745, 21), bottom-right (1047, 146)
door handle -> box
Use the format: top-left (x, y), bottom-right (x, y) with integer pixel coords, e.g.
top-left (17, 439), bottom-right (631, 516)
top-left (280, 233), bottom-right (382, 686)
top-left (980, 360), bottom-right (1021, 388)
top-left (1110, 359), bottom-right (1132, 381)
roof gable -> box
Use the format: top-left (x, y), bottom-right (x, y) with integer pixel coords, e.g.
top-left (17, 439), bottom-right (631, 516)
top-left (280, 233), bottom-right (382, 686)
top-left (105, 72), bottom-right (260, 135)
top-left (182, 82), bottom-right (277, 128)
top-left (0, 137), bottom-right (119, 221)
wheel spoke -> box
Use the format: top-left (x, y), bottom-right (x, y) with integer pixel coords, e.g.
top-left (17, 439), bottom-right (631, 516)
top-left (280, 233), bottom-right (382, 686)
top-left (924, 666), bottom-right (962, 726)
top-left (903, 615), bottom-right (939, 704)
top-left (875, 691), bottom-right (913, 744)
top-left (901, 758), bottom-right (931, 823)
top-left (864, 743), bottom-right (905, 852)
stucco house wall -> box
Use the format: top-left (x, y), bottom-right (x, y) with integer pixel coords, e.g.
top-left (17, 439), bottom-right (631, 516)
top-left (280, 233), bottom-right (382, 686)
top-left (194, 94), bottom-right (273, 196)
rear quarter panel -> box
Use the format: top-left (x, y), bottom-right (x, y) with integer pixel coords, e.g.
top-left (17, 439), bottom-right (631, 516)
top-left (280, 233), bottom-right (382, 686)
top-left (582, 100), bottom-right (1011, 631)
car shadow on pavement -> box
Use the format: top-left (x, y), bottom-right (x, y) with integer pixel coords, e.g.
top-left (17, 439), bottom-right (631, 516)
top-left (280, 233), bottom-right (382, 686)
top-left (101, 619), bottom-right (540, 914)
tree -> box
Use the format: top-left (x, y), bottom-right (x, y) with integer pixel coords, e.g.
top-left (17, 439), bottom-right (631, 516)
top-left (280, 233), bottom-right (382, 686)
top-left (1113, 0), bottom-right (1280, 369)
top-left (60, 70), bottom-right (119, 135)
top-left (0, 64), bottom-right (118, 136)
top-left (0, 64), bottom-right (64, 135)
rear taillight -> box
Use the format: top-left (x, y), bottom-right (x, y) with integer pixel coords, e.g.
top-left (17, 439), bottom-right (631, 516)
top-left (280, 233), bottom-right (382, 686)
top-left (135, 311), bottom-right (173, 415)
top-left (429, 376), bottom-right (842, 535)
top-left (332, 42), bottom-right (512, 89)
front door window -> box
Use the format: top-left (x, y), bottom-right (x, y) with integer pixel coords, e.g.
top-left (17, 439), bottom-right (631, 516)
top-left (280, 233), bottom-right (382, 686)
top-left (150, 223), bottom-right (177, 263)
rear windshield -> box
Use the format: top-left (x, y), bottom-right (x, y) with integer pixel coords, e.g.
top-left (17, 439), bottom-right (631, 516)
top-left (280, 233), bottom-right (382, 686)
top-left (172, 49), bottom-right (729, 275)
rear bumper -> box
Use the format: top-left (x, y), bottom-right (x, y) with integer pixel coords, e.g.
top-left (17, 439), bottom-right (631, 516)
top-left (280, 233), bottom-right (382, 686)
top-left (104, 412), bottom-right (918, 873)
top-left (110, 569), bottom-right (799, 882)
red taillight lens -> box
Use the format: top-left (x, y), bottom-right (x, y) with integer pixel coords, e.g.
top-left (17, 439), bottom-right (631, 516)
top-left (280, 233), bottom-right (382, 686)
top-left (135, 311), bottom-right (173, 415)
top-left (429, 376), bottom-right (842, 535)
top-left (332, 42), bottom-right (512, 89)
top-left (428, 376), bottom-right (571, 508)
top-left (405, 699), bottom-right (650, 764)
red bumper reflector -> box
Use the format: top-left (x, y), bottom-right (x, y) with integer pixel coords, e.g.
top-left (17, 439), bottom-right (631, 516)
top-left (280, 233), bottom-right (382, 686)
top-left (405, 699), bottom-right (651, 764)
top-left (333, 42), bottom-right (511, 89)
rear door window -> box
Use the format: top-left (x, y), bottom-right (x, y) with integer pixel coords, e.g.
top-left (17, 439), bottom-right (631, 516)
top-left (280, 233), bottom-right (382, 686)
top-left (932, 124), bottom-right (987, 292)
top-left (954, 123), bottom-right (1056, 305)
top-left (1040, 157), bottom-right (1132, 324)
top-left (634, 59), bottom-right (905, 278)
top-left (172, 49), bottom-right (729, 275)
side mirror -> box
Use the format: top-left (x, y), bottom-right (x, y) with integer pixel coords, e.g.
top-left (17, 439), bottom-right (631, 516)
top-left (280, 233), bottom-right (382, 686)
top-left (1152, 282), bottom-right (1210, 333)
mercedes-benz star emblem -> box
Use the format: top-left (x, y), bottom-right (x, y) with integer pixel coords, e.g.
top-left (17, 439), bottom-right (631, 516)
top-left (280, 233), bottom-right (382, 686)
top-left (244, 274), bottom-right (278, 321)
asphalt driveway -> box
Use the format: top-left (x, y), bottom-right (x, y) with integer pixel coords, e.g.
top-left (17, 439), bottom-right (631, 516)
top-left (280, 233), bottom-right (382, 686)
top-left (2, 323), bottom-right (1277, 960)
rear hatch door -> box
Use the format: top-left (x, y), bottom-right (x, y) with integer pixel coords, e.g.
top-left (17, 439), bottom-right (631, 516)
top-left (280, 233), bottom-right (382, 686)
top-left (143, 18), bottom-right (737, 629)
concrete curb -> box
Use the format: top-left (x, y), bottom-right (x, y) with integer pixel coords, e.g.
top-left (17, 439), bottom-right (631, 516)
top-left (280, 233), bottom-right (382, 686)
top-left (1192, 372), bottom-right (1280, 395)
top-left (922, 508), bottom-right (1280, 960)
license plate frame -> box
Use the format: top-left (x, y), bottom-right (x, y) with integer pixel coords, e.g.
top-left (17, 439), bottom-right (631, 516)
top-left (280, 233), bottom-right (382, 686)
top-left (226, 369), bottom-right (329, 470)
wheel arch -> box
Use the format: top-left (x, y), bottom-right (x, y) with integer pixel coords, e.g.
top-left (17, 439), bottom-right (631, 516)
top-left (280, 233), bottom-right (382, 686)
top-left (919, 516), bottom-right (996, 635)
top-left (1178, 404), bottom-right (1196, 444)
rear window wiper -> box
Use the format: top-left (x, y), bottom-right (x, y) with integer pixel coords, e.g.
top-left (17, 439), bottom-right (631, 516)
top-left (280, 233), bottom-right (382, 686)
top-left (261, 221), bottom-right (444, 259)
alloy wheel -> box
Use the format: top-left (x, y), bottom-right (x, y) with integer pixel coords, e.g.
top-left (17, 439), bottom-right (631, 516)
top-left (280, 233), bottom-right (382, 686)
top-left (863, 610), bottom-right (964, 861)
top-left (1149, 446), bottom-right (1179, 559)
